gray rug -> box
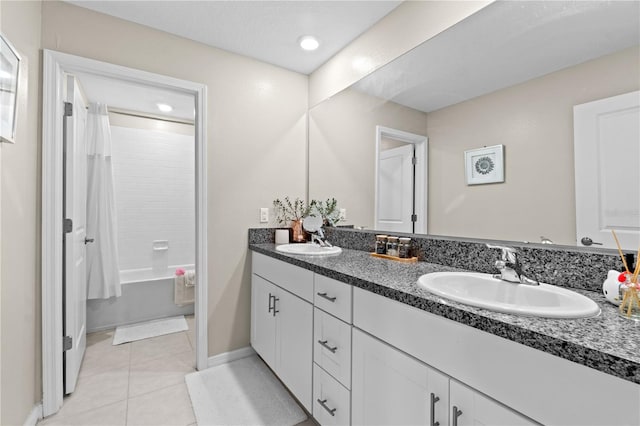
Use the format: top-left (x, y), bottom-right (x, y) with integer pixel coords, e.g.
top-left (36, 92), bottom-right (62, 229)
top-left (185, 355), bottom-right (307, 426)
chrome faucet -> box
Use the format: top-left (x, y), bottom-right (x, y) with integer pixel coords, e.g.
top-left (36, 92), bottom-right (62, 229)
top-left (310, 228), bottom-right (333, 247)
top-left (486, 244), bottom-right (539, 285)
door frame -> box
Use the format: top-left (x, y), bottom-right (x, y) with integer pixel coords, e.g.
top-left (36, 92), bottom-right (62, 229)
top-left (41, 49), bottom-right (209, 416)
top-left (374, 125), bottom-right (428, 234)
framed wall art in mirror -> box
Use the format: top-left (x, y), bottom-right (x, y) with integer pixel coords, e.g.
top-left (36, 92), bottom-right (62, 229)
top-left (464, 144), bottom-right (504, 185)
top-left (0, 33), bottom-right (21, 144)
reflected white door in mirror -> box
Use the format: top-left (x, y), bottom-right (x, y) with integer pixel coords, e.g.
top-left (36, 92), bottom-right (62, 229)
top-left (375, 126), bottom-right (427, 234)
top-left (574, 91), bottom-right (640, 251)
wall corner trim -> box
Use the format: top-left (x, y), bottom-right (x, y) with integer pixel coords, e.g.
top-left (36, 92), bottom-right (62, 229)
top-left (23, 403), bottom-right (43, 426)
top-left (207, 346), bottom-right (256, 369)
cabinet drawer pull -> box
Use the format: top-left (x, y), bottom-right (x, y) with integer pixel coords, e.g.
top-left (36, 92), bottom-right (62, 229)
top-left (317, 398), bottom-right (337, 416)
top-left (268, 293), bottom-right (274, 313)
top-left (317, 292), bottom-right (337, 302)
top-left (317, 339), bottom-right (338, 353)
top-left (452, 406), bottom-right (463, 426)
top-left (273, 297), bottom-right (279, 317)
top-left (430, 393), bottom-right (440, 426)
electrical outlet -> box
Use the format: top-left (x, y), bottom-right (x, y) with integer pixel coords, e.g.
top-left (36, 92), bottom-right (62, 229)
top-left (339, 208), bottom-right (347, 221)
top-left (260, 208), bottom-right (269, 223)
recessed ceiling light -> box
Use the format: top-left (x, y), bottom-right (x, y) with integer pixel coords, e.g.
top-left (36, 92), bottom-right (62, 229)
top-left (156, 103), bottom-right (173, 113)
top-left (298, 35), bottom-right (319, 51)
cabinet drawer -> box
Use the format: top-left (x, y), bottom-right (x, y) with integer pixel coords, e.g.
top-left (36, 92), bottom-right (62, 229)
top-left (314, 308), bottom-right (352, 389)
top-left (313, 363), bottom-right (351, 426)
top-left (252, 252), bottom-right (314, 302)
top-left (314, 274), bottom-right (352, 323)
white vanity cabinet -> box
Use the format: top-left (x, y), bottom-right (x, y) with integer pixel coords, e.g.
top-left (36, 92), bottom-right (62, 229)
top-left (251, 252), bottom-right (639, 426)
top-left (352, 328), bottom-right (449, 426)
top-left (353, 286), bottom-right (640, 426)
top-left (449, 380), bottom-right (535, 426)
top-left (352, 328), bottom-right (535, 426)
top-left (251, 253), bottom-right (313, 411)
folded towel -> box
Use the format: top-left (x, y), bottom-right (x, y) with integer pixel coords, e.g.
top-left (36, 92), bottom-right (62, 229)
top-left (175, 269), bottom-right (195, 306)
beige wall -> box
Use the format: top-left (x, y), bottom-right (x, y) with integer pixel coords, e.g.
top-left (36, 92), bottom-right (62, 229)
top-left (0, 1), bottom-right (43, 424)
top-left (427, 46), bottom-right (640, 244)
top-left (309, 0), bottom-right (492, 107)
top-left (309, 88), bottom-right (427, 229)
top-left (41, 0), bottom-right (308, 360)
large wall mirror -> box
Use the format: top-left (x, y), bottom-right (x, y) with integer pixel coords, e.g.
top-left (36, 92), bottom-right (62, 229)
top-left (309, 0), bottom-right (639, 248)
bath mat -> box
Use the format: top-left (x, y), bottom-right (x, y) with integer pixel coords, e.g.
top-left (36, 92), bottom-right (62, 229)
top-left (112, 315), bottom-right (188, 345)
top-left (185, 355), bottom-right (307, 426)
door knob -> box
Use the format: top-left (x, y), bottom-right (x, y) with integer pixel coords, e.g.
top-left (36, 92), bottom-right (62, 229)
top-left (84, 238), bottom-right (95, 244)
top-left (581, 237), bottom-right (602, 246)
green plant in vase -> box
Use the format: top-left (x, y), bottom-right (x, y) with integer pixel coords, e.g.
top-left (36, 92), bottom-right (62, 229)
top-left (273, 197), bottom-right (310, 242)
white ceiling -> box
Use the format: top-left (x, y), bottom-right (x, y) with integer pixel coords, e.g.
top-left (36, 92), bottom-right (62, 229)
top-left (67, 0), bottom-right (402, 75)
top-left (74, 71), bottom-right (196, 121)
top-left (354, 0), bottom-right (640, 113)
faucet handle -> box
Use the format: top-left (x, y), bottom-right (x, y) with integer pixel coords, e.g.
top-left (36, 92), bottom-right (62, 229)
top-left (486, 244), bottom-right (518, 263)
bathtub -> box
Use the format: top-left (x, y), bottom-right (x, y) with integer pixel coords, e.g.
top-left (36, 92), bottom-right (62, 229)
top-left (86, 265), bottom-right (195, 333)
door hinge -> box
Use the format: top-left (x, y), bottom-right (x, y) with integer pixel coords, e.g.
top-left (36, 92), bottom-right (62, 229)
top-left (63, 335), bottom-right (73, 351)
top-left (412, 156), bottom-right (417, 165)
top-left (64, 218), bottom-right (73, 233)
top-left (64, 102), bottom-right (73, 117)
top-left (411, 214), bottom-right (418, 222)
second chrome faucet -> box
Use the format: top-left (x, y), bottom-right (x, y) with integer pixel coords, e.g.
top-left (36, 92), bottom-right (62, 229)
top-left (486, 244), bottom-right (539, 286)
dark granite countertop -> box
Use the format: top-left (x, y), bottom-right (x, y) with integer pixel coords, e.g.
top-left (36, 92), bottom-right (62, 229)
top-left (249, 243), bottom-right (640, 385)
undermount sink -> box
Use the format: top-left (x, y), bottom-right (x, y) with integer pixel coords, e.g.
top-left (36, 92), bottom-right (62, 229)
top-left (276, 243), bottom-right (342, 256)
top-left (417, 272), bottom-right (600, 319)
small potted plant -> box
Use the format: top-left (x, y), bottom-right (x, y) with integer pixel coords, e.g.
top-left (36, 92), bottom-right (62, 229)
top-left (273, 197), bottom-right (310, 242)
top-left (310, 198), bottom-right (342, 227)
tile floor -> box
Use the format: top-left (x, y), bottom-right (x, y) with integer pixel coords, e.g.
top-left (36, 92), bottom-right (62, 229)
top-left (39, 316), bottom-right (198, 426)
top-left (38, 315), bottom-right (317, 426)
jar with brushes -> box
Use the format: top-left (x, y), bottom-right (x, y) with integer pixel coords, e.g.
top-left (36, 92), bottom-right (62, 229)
top-left (619, 272), bottom-right (640, 320)
top-left (375, 235), bottom-right (388, 255)
top-left (398, 237), bottom-right (411, 258)
top-left (386, 236), bottom-right (399, 257)
top-left (611, 229), bottom-right (640, 320)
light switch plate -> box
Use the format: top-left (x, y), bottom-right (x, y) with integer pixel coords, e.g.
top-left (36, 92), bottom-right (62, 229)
top-left (260, 208), bottom-right (269, 223)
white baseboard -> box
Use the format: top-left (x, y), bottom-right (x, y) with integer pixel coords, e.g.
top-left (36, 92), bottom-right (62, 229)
top-left (23, 403), bottom-right (43, 426)
top-left (207, 346), bottom-right (255, 368)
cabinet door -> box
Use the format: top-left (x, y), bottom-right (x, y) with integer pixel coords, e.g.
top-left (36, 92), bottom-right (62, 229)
top-left (449, 380), bottom-right (536, 426)
top-left (352, 328), bottom-right (447, 426)
top-left (275, 287), bottom-right (313, 412)
top-left (251, 274), bottom-right (277, 368)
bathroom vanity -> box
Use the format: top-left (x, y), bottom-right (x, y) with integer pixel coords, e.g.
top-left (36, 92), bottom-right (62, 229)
top-left (249, 242), bottom-right (640, 426)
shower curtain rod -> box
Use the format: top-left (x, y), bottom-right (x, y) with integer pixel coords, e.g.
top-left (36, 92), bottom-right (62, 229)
top-left (107, 107), bottom-right (195, 125)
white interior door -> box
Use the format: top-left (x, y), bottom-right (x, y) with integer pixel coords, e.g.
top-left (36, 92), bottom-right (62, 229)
top-left (376, 143), bottom-right (415, 233)
top-left (64, 74), bottom-right (89, 394)
top-left (574, 91), bottom-right (640, 250)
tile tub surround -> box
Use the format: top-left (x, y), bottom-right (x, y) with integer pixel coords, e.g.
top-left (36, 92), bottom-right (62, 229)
top-left (249, 227), bottom-right (628, 293)
top-left (249, 242), bottom-right (640, 385)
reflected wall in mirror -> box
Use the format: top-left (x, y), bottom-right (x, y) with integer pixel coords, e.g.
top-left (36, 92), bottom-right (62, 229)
top-left (308, 0), bottom-right (640, 247)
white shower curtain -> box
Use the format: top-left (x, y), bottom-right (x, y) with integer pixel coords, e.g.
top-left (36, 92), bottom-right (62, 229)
top-left (86, 103), bottom-right (121, 299)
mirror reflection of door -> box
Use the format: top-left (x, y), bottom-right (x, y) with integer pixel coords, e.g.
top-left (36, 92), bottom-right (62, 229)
top-left (574, 90), bottom-right (640, 250)
top-left (375, 126), bottom-right (427, 234)
top-left (377, 142), bottom-right (415, 233)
